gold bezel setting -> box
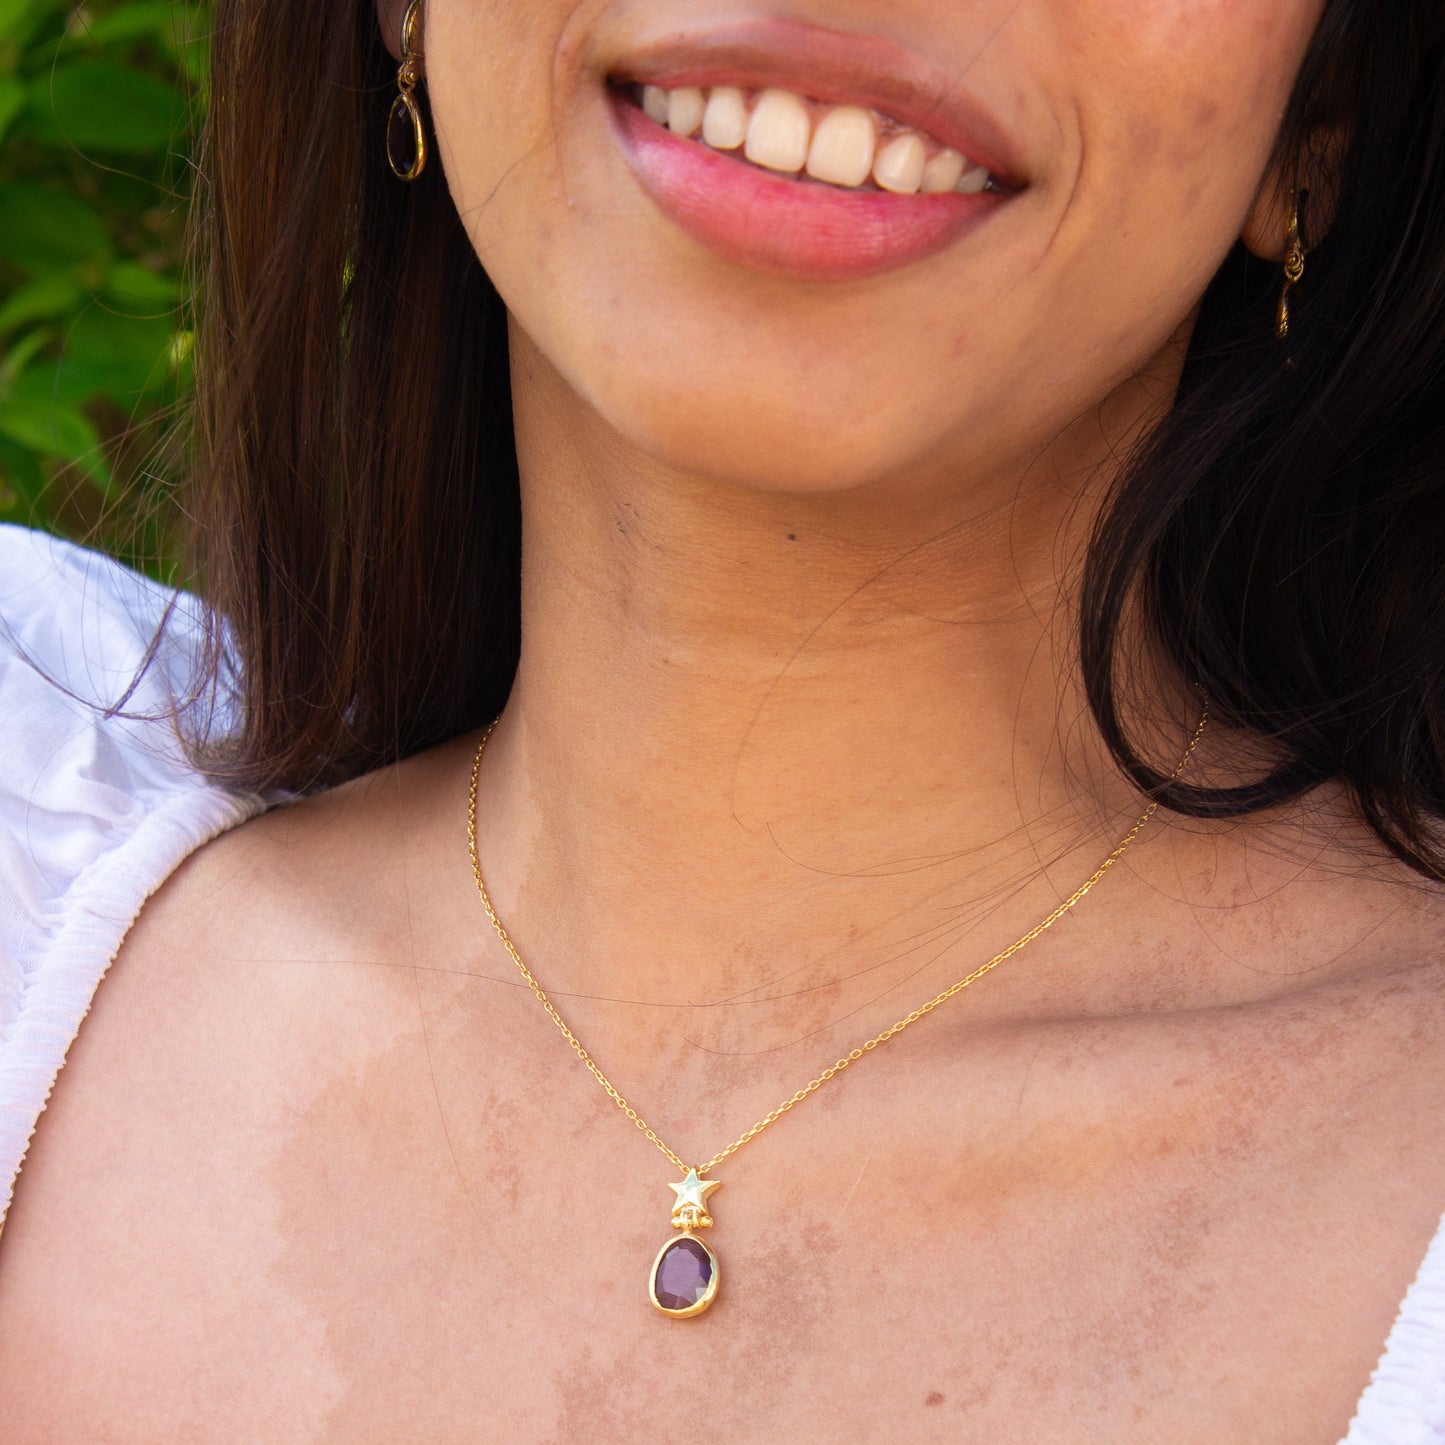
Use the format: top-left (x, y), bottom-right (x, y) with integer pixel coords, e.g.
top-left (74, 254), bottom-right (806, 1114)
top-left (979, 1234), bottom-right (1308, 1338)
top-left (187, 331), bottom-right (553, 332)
top-left (387, 93), bottom-right (428, 181)
top-left (649, 1232), bottom-right (719, 1319)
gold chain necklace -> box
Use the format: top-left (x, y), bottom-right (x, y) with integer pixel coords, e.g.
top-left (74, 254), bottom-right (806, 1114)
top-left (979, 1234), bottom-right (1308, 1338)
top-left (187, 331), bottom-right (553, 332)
top-left (467, 706), bottom-right (1206, 1318)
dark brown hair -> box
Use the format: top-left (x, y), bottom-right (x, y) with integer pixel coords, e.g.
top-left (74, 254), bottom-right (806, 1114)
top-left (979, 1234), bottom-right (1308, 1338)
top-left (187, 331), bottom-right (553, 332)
top-left (1080, 4), bottom-right (1445, 876)
top-left (186, 6), bottom-right (517, 784)
top-left (183, 3), bottom-right (1445, 877)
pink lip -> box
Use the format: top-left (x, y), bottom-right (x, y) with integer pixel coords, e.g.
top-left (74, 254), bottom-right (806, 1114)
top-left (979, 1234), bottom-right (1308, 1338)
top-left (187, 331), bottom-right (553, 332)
top-left (609, 18), bottom-right (1028, 187)
top-left (603, 18), bottom-right (1023, 283)
top-left (610, 96), bottom-right (999, 282)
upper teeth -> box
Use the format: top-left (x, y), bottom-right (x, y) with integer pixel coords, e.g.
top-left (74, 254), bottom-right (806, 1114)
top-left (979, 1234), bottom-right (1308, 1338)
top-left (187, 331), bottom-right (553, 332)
top-left (639, 84), bottom-right (992, 196)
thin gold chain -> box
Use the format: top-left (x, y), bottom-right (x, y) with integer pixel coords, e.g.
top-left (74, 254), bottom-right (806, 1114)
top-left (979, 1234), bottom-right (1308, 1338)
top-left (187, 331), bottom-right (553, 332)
top-left (467, 706), bottom-right (1207, 1179)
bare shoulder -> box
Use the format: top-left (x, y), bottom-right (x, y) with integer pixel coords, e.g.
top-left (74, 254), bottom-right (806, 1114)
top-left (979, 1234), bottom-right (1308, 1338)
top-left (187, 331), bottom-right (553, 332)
top-left (1156, 788), bottom-right (1445, 982)
top-left (142, 729), bottom-right (483, 960)
top-left (0, 733), bottom-right (483, 1436)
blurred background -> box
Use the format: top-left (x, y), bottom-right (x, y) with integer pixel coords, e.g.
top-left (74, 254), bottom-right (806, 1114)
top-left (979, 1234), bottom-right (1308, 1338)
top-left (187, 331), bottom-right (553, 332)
top-left (0, 0), bottom-right (204, 577)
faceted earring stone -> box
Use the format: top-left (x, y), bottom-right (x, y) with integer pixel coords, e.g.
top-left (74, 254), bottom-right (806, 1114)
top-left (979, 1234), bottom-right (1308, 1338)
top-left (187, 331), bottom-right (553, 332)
top-left (388, 94), bottom-right (425, 180)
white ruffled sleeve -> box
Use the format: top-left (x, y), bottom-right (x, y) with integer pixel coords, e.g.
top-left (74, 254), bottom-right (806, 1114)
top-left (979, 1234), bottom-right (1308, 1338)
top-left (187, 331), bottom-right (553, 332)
top-left (0, 525), bottom-right (265, 1224)
top-left (1342, 1215), bottom-right (1445, 1443)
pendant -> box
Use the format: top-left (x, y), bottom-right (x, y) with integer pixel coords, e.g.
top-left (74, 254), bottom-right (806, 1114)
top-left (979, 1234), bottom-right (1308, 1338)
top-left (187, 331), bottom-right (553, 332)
top-left (649, 1170), bottom-right (722, 1318)
top-left (387, 92), bottom-right (427, 181)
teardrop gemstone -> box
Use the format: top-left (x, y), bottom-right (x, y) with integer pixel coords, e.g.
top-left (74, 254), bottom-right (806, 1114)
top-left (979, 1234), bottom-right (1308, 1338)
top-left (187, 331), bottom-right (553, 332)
top-left (650, 1234), bottom-right (718, 1317)
top-left (388, 95), bottom-right (423, 180)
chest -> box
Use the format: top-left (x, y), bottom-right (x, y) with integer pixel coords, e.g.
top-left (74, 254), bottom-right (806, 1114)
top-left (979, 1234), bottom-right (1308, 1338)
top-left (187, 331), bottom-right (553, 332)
top-left (3, 971), bottom-right (1439, 1444)
top-left (239, 1154), bottom-right (1421, 1444)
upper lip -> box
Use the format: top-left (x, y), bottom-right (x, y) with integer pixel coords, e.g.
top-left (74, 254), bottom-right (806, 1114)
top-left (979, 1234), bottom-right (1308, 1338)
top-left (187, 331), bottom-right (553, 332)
top-left (606, 17), bottom-right (1028, 187)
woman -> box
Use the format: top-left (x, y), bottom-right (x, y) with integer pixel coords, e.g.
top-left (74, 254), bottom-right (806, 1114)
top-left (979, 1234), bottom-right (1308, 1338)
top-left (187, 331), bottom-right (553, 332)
top-left (0, 0), bottom-right (1441, 1437)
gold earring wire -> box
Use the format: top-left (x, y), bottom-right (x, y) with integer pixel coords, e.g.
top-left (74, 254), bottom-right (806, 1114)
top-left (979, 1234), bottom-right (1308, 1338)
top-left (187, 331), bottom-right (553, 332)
top-left (1276, 189), bottom-right (1306, 340)
top-left (387, 0), bottom-right (427, 181)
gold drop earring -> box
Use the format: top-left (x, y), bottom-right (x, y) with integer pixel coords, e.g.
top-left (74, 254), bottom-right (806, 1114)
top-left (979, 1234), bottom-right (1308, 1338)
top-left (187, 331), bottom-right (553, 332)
top-left (1276, 189), bottom-right (1306, 340)
top-left (386, 0), bottom-right (427, 182)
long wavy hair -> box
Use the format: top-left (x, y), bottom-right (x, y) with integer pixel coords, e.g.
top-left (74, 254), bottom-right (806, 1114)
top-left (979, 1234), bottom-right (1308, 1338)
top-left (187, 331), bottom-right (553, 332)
top-left (181, 3), bottom-right (1445, 879)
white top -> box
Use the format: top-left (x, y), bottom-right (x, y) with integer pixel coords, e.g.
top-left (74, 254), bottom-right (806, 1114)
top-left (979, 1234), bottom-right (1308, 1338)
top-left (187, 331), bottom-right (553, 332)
top-left (0, 524), bottom-right (1440, 1440)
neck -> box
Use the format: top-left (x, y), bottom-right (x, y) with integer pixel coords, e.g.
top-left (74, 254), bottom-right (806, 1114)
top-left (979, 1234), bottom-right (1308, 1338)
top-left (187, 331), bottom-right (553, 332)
top-left (471, 327), bottom-right (1188, 1090)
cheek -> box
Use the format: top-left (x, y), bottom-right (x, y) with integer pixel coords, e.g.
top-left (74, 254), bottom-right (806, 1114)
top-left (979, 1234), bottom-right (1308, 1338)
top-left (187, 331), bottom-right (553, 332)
top-left (425, 2), bottom-right (573, 250)
top-left (1034, 0), bottom-right (1322, 344)
top-left (1081, 0), bottom-right (1321, 177)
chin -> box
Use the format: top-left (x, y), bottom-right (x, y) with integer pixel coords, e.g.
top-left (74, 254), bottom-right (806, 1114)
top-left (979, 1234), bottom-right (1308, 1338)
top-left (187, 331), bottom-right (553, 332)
top-left (591, 377), bottom-right (923, 495)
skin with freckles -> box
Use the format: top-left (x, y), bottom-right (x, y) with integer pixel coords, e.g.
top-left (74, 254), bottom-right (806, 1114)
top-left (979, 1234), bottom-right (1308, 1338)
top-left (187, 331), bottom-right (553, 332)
top-left (0, 2), bottom-right (1442, 1442)
top-left (425, 1), bottom-right (1307, 499)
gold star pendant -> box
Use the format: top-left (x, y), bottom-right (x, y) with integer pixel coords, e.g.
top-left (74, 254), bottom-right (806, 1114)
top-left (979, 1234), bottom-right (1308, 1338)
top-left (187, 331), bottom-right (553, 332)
top-left (668, 1169), bottom-right (722, 1229)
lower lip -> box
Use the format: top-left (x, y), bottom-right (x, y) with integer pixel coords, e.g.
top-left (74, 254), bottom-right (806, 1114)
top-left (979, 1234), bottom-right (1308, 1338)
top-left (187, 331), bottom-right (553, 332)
top-left (609, 94), bottom-right (1000, 283)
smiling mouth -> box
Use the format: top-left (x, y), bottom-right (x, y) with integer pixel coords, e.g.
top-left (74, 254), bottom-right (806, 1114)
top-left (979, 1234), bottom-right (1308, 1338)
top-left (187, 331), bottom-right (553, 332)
top-left (618, 81), bottom-right (1001, 198)
top-left (601, 19), bottom-right (1025, 282)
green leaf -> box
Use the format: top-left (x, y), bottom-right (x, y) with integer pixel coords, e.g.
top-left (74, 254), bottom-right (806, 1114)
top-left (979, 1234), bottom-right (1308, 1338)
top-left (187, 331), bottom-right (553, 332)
top-left (49, 304), bottom-right (178, 402)
top-left (22, 57), bottom-right (181, 152)
top-left (0, 386), bottom-right (102, 467)
top-left (0, 433), bottom-right (48, 513)
top-left (104, 258), bottom-right (180, 307)
top-left (176, 24), bottom-right (208, 86)
top-left (0, 76), bottom-right (24, 143)
top-left (0, 181), bottom-right (112, 271)
top-left (0, 272), bottom-right (83, 334)
top-left (0, 323), bottom-right (53, 386)
top-left (0, 368), bottom-right (111, 492)
top-left (0, 0), bottom-right (45, 51)
top-left (84, 1), bottom-right (181, 48)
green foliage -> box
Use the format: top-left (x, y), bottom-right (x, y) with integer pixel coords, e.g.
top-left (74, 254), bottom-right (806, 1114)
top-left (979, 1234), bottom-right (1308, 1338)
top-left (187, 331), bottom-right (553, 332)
top-left (0, 0), bottom-right (205, 573)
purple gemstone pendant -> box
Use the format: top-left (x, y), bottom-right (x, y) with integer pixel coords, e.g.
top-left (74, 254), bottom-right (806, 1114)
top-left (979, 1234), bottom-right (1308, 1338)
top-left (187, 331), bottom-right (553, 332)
top-left (650, 1233), bottom-right (719, 1318)
top-left (650, 1169), bottom-right (723, 1317)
